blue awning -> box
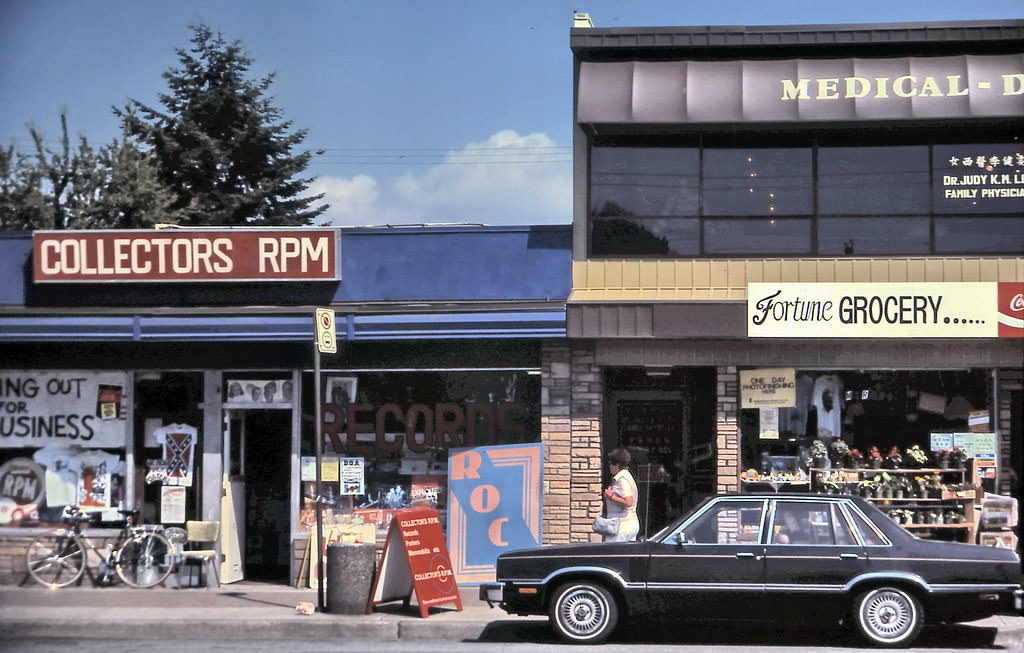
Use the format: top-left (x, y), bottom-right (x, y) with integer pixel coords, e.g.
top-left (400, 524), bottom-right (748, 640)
top-left (0, 310), bottom-right (566, 342)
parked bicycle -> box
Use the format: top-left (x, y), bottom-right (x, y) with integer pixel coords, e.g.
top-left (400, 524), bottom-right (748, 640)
top-left (25, 505), bottom-right (174, 589)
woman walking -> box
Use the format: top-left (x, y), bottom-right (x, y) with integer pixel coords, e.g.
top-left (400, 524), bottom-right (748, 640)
top-left (602, 447), bottom-right (640, 542)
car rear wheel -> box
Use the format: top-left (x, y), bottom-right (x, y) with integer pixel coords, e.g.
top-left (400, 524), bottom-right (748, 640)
top-left (853, 586), bottom-right (923, 648)
top-left (549, 581), bottom-right (619, 644)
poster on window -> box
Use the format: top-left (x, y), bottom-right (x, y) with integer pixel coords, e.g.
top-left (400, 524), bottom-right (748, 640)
top-left (153, 424), bottom-right (196, 487)
top-left (447, 442), bottom-right (543, 585)
top-left (325, 377), bottom-right (357, 406)
top-left (339, 457), bottom-right (364, 495)
top-left (0, 371), bottom-right (129, 449)
top-left (224, 379), bottom-right (294, 404)
top-left (161, 486), bottom-right (187, 523)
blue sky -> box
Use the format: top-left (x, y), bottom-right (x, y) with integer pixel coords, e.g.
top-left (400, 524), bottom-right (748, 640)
top-left (1, 1), bottom-right (1020, 227)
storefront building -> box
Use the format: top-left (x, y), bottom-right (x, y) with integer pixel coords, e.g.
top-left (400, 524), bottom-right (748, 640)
top-left (562, 18), bottom-right (1023, 542)
top-left (0, 224), bottom-right (571, 584)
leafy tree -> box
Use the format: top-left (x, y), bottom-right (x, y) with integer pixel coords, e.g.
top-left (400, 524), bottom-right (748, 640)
top-left (117, 23), bottom-right (327, 226)
top-left (0, 142), bottom-right (49, 230)
top-left (0, 112), bottom-right (182, 230)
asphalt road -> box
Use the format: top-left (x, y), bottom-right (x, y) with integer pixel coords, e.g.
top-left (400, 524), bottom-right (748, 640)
top-left (8, 619), bottom-right (1012, 653)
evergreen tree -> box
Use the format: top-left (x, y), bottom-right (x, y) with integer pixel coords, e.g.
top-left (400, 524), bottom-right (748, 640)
top-left (117, 24), bottom-right (327, 226)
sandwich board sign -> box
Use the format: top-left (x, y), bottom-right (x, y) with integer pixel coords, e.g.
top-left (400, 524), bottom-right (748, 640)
top-left (366, 507), bottom-right (462, 617)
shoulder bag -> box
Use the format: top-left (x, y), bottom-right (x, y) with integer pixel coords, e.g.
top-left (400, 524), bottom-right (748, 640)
top-left (592, 516), bottom-right (619, 536)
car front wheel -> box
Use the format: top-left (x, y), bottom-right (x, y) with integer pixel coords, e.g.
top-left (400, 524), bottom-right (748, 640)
top-left (549, 581), bottom-right (619, 644)
top-left (853, 586), bottom-right (923, 647)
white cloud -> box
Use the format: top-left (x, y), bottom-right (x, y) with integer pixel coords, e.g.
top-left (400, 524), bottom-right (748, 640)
top-left (311, 131), bottom-right (571, 227)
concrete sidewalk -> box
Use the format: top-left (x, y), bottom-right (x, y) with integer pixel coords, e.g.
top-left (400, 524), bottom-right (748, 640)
top-left (0, 582), bottom-right (523, 642)
top-left (1, 582), bottom-right (1022, 646)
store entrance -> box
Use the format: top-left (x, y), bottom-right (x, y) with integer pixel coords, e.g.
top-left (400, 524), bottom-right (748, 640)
top-left (604, 368), bottom-right (716, 537)
top-left (225, 409), bottom-right (291, 583)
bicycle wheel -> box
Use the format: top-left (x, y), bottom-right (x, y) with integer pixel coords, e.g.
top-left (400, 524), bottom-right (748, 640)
top-left (115, 531), bottom-right (174, 588)
top-left (26, 531), bottom-right (86, 588)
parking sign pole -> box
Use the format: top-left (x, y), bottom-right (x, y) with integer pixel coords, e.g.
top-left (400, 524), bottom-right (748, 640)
top-left (314, 343), bottom-right (324, 611)
top-left (312, 307), bottom-right (336, 613)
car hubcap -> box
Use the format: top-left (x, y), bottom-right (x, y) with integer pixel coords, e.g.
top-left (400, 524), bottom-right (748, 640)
top-left (559, 588), bottom-right (606, 636)
top-left (863, 590), bottom-right (913, 640)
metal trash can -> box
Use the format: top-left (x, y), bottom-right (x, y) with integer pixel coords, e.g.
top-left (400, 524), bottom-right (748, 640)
top-left (325, 542), bottom-right (376, 614)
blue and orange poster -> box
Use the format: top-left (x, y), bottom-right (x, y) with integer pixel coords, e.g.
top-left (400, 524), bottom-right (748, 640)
top-left (447, 442), bottom-right (543, 585)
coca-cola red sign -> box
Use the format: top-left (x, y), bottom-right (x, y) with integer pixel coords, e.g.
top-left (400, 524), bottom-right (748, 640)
top-left (997, 282), bottom-right (1024, 338)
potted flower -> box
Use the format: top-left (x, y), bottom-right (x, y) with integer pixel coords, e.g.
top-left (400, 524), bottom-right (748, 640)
top-left (845, 448), bottom-right (864, 469)
top-left (884, 446), bottom-right (903, 469)
top-left (867, 446), bottom-right (884, 469)
top-left (905, 444), bottom-right (928, 469)
top-left (828, 439), bottom-right (849, 468)
top-left (948, 446), bottom-right (968, 469)
top-left (808, 440), bottom-right (829, 469)
top-left (933, 449), bottom-right (950, 469)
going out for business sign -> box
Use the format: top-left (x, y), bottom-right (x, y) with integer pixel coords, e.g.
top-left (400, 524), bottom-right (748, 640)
top-left (748, 282), bottom-right (1024, 338)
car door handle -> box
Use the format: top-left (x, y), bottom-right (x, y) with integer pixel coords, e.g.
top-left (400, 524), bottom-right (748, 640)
top-left (736, 552), bottom-right (762, 560)
top-left (839, 553), bottom-right (860, 560)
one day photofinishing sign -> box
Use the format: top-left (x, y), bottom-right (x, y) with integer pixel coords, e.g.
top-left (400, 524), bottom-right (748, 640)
top-left (748, 282), bottom-right (1024, 339)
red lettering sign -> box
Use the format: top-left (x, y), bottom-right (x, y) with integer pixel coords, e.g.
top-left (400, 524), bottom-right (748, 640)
top-left (367, 507), bottom-right (462, 618)
top-left (32, 228), bottom-right (340, 282)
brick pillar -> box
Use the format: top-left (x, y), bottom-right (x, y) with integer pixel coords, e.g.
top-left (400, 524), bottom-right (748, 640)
top-left (541, 343), bottom-right (571, 544)
top-left (570, 346), bottom-right (604, 543)
top-left (540, 342), bottom-right (604, 544)
top-left (716, 366), bottom-right (740, 494)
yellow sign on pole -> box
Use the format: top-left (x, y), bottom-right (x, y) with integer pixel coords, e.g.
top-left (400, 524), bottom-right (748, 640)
top-left (315, 307), bottom-right (337, 354)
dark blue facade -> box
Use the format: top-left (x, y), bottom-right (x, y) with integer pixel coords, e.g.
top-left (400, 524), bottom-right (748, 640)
top-left (0, 225), bottom-right (571, 342)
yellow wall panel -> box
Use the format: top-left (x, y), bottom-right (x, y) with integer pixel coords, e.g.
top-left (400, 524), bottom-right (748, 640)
top-left (570, 258), bottom-right (1023, 302)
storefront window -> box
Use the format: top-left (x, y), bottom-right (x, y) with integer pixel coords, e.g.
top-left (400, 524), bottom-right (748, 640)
top-left (298, 370), bottom-right (540, 534)
top-left (702, 148), bottom-right (813, 216)
top-left (818, 217), bottom-right (931, 255)
top-left (590, 147), bottom-right (700, 218)
top-left (587, 140), bottom-right (1023, 258)
top-left (0, 370), bottom-right (131, 526)
top-left (704, 218), bottom-right (811, 255)
top-left (818, 146), bottom-right (930, 215)
top-left (935, 217), bottom-right (1024, 253)
top-left (591, 217), bottom-right (700, 256)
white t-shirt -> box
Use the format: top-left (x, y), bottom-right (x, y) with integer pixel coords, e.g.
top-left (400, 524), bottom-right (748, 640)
top-left (605, 468), bottom-right (638, 520)
top-left (32, 446), bottom-right (80, 507)
top-left (812, 375), bottom-right (844, 439)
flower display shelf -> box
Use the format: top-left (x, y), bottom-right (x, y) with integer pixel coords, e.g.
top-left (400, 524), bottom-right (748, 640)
top-left (810, 460), bottom-right (981, 543)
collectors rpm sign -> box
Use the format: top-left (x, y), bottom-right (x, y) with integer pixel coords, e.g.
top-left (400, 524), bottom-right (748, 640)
top-left (748, 282), bottom-right (1024, 338)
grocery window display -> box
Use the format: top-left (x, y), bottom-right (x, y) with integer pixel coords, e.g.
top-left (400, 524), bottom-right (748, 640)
top-left (738, 368), bottom-right (999, 541)
top-left (297, 369), bottom-right (540, 536)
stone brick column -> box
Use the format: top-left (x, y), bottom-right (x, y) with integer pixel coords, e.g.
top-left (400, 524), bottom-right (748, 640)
top-left (716, 366), bottom-right (740, 494)
top-left (540, 342), bottom-right (604, 544)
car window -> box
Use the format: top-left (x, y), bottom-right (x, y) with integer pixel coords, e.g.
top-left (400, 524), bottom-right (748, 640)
top-left (845, 505), bottom-right (888, 546)
top-left (830, 503), bottom-right (857, 545)
top-left (771, 501), bottom-right (856, 545)
top-left (681, 500), bottom-right (764, 544)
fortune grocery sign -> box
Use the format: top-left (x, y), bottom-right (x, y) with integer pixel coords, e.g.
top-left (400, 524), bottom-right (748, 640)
top-left (32, 228), bottom-right (340, 283)
top-left (747, 282), bottom-right (1024, 338)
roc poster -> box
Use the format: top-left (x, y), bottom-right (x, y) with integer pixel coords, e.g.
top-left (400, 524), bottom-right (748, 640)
top-left (447, 442), bottom-right (543, 585)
